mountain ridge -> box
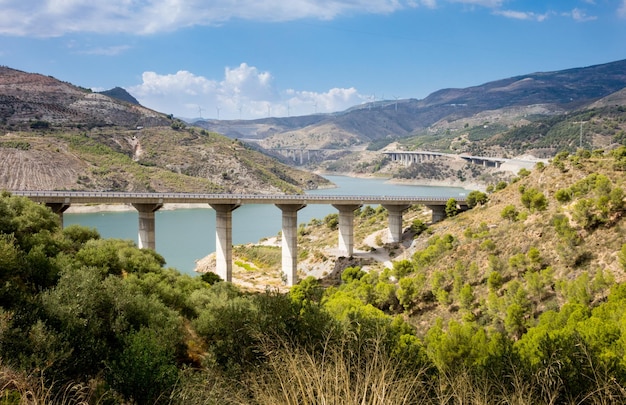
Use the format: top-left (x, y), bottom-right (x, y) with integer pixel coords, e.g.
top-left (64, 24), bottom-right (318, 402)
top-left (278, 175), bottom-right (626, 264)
top-left (193, 59), bottom-right (626, 152)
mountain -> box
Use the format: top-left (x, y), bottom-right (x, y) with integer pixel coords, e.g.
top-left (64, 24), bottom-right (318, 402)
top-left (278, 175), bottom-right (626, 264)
top-left (0, 66), bottom-right (169, 129)
top-left (0, 67), bottom-right (330, 193)
top-left (98, 87), bottom-right (140, 105)
top-left (194, 59), bottom-right (626, 152)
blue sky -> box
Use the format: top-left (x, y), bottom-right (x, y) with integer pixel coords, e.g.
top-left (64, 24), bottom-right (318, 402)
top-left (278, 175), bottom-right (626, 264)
top-left (1, 0), bottom-right (625, 120)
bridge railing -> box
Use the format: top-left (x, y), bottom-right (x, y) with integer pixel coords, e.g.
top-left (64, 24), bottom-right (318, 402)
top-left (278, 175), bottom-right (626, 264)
top-left (11, 191), bottom-right (466, 205)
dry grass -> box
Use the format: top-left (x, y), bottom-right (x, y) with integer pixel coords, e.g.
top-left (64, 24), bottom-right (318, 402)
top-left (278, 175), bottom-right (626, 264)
top-left (245, 337), bottom-right (431, 405)
top-left (0, 365), bottom-right (95, 405)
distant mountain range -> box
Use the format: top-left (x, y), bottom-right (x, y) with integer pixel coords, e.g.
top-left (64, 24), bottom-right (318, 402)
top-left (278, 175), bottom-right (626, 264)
top-left (193, 59), bottom-right (626, 153)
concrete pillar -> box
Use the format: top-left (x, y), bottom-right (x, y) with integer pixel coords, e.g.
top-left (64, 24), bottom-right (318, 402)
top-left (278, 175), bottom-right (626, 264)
top-left (382, 204), bottom-right (411, 243)
top-left (427, 205), bottom-right (446, 223)
top-left (132, 203), bottom-right (163, 250)
top-left (332, 204), bottom-right (362, 257)
top-left (276, 204), bottom-right (306, 286)
top-left (46, 200), bottom-right (71, 227)
top-left (209, 204), bottom-right (240, 282)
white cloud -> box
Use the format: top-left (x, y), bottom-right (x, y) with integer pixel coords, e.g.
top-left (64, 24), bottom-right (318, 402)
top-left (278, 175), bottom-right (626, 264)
top-left (493, 9), bottom-right (550, 21)
top-left (0, 0), bottom-right (418, 37)
top-left (565, 8), bottom-right (597, 22)
top-left (128, 63), bottom-right (368, 120)
top-left (448, 0), bottom-right (503, 7)
top-left (78, 45), bottom-right (132, 56)
top-left (619, 0), bottom-right (626, 18)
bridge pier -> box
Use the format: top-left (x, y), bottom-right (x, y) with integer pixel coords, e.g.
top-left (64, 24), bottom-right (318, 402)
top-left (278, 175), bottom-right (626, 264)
top-left (427, 205), bottom-right (446, 223)
top-left (132, 203), bottom-right (163, 250)
top-left (209, 204), bottom-right (240, 283)
top-left (46, 200), bottom-right (71, 227)
top-left (276, 204), bottom-right (306, 286)
top-left (382, 204), bottom-right (411, 243)
top-left (332, 204), bottom-right (362, 256)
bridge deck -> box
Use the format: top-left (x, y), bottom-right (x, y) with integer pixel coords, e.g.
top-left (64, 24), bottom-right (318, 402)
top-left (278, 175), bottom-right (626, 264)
top-left (12, 191), bottom-right (466, 206)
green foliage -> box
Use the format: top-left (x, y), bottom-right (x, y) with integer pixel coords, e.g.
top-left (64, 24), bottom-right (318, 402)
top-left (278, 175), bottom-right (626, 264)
top-left (412, 234), bottom-right (456, 269)
top-left (108, 327), bottom-right (179, 404)
top-left (397, 273), bottom-right (426, 311)
top-left (500, 204), bottom-right (519, 222)
top-left (324, 213), bottom-right (339, 230)
top-left (520, 187), bottom-right (548, 212)
top-left (200, 271), bottom-right (222, 285)
top-left (341, 266), bottom-right (366, 283)
top-left (445, 198), bottom-right (458, 217)
top-left (392, 260), bottom-right (414, 278)
top-left (410, 218), bottom-right (427, 235)
top-left (495, 181), bottom-right (508, 191)
top-left (0, 140), bottom-right (31, 150)
top-left (466, 190), bottom-right (488, 208)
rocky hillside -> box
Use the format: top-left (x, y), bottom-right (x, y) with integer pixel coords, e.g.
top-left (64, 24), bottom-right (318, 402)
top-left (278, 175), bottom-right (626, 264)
top-left (0, 66), bottom-right (169, 129)
top-left (0, 67), bottom-right (331, 193)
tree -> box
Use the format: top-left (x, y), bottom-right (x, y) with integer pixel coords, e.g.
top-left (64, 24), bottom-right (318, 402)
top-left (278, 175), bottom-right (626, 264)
top-left (520, 188), bottom-right (548, 212)
top-left (466, 190), bottom-right (488, 208)
top-left (410, 219), bottom-right (428, 235)
top-left (501, 204), bottom-right (519, 222)
top-left (445, 198), bottom-right (458, 217)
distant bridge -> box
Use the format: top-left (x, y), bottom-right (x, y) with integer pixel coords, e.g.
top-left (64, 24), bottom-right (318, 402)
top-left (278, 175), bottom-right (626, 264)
top-left (13, 191), bottom-right (467, 286)
top-left (383, 151), bottom-right (505, 168)
top-left (271, 148), bottom-right (346, 165)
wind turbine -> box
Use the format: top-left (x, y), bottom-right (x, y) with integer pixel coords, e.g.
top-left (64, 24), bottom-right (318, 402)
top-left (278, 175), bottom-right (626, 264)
top-left (216, 106), bottom-right (220, 121)
top-left (197, 105), bottom-right (204, 119)
top-left (313, 102), bottom-right (318, 114)
top-left (393, 96), bottom-right (399, 112)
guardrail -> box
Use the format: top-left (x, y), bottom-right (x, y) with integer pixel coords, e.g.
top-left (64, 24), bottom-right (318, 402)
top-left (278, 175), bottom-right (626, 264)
top-left (11, 191), bottom-right (466, 206)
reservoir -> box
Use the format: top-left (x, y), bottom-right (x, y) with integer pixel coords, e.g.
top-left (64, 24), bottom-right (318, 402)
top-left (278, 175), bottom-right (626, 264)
top-left (63, 175), bottom-right (469, 276)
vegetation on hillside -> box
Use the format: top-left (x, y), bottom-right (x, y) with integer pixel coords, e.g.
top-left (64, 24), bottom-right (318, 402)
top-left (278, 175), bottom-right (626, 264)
top-left (0, 125), bottom-right (331, 193)
top-left (1, 148), bottom-right (626, 403)
top-left (397, 106), bottom-right (626, 158)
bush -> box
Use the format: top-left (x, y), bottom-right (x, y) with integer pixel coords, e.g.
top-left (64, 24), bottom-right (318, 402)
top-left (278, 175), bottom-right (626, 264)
top-left (466, 190), bottom-right (488, 208)
top-left (410, 219), bottom-right (427, 235)
top-left (520, 188), bottom-right (548, 212)
top-left (445, 198), bottom-right (458, 218)
top-left (500, 204), bottom-right (519, 222)
top-left (324, 213), bottom-right (339, 230)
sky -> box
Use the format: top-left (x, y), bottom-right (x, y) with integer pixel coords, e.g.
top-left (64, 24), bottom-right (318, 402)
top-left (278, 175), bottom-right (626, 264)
top-left (1, 1), bottom-right (625, 120)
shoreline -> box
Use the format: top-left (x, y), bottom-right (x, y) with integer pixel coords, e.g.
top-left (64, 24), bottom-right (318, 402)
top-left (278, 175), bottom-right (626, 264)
top-left (316, 171), bottom-right (487, 191)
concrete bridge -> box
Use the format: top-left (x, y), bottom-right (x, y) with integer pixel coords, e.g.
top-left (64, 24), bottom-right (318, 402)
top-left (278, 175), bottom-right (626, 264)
top-left (383, 151), bottom-right (447, 165)
top-left (13, 191), bottom-right (467, 286)
top-left (272, 148), bottom-right (344, 165)
top-left (383, 151), bottom-right (506, 168)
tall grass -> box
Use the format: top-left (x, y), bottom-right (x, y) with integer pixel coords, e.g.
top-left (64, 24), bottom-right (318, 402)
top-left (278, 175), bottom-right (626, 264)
top-left (244, 336), bottom-right (431, 405)
top-left (0, 365), bottom-right (92, 405)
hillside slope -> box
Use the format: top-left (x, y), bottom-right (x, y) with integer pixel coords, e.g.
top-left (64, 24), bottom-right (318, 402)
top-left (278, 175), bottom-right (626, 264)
top-left (0, 67), bottom-right (331, 193)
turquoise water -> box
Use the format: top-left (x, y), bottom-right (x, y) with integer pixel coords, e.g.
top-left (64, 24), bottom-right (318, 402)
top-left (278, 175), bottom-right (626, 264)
top-left (63, 176), bottom-right (469, 275)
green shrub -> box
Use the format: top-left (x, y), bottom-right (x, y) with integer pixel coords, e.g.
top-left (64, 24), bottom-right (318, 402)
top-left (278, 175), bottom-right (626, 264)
top-left (466, 190), bottom-right (488, 208)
